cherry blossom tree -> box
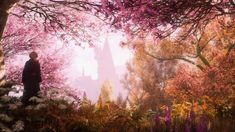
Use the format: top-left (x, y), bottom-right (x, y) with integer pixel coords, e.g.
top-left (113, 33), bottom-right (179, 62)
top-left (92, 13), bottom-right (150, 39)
top-left (164, 17), bottom-right (235, 111)
top-left (1, 0), bottom-right (101, 39)
top-left (1, 0), bottom-right (106, 89)
top-left (4, 42), bottom-right (71, 90)
top-left (100, 0), bottom-right (235, 38)
top-left (166, 50), bottom-right (235, 110)
top-left (0, 0), bottom-right (101, 86)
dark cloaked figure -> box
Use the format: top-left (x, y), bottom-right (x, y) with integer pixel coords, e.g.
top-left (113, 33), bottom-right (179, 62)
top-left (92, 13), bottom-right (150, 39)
top-left (21, 52), bottom-right (42, 105)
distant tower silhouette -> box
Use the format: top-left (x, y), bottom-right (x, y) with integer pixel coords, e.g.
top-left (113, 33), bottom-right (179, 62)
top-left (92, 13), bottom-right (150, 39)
top-left (95, 38), bottom-right (117, 83)
top-left (78, 36), bottom-right (121, 101)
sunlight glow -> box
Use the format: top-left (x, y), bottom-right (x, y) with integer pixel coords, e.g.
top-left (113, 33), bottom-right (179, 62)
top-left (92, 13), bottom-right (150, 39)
top-left (62, 32), bottom-right (132, 101)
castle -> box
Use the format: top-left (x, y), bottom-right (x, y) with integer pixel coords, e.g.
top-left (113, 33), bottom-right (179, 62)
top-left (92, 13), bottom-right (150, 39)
top-left (77, 38), bottom-right (122, 102)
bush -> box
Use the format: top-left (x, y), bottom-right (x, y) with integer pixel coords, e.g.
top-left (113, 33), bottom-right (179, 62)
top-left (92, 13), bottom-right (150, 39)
top-left (0, 85), bottom-right (235, 132)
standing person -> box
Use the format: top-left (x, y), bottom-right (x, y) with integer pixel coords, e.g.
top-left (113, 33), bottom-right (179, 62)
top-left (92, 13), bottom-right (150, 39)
top-left (21, 51), bottom-right (42, 106)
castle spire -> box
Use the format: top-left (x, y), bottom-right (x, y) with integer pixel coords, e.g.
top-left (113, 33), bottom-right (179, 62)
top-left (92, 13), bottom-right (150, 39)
top-left (95, 34), bottom-right (116, 81)
top-left (102, 35), bottom-right (113, 60)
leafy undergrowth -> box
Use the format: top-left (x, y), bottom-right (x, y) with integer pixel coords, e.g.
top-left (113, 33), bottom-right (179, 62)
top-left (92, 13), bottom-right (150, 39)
top-left (1, 85), bottom-right (235, 132)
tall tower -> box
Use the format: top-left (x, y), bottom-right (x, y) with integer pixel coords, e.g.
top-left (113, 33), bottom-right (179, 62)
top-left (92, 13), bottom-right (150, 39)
top-left (95, 37), bottom-right (121, 96)
top-left (95, 38), bottom-right (117, 82)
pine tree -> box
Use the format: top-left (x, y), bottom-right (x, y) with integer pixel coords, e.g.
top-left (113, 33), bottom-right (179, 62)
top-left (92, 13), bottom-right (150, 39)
top-left (100, 80), bottom-right (113, 103)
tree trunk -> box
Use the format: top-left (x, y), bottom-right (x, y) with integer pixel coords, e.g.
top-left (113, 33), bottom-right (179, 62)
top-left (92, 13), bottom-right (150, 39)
top-left (0, 0), bottom-right (18, 86)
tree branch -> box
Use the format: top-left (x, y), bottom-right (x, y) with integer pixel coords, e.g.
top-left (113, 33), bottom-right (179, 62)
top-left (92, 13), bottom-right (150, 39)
top-left (144, 50), bottom-right (204, 70)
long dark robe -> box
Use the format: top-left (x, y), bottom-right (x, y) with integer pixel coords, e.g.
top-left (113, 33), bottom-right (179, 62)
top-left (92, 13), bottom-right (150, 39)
top-left (21, 59), bottom-right (42, 105)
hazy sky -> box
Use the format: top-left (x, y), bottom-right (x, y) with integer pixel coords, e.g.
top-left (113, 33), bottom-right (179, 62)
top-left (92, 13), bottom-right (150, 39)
top-left (68, 31), bottom-right (132, 80)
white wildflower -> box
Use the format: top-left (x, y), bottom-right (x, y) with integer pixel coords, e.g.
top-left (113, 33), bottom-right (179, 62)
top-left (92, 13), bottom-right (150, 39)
top-left (0, 114), bottom-right (13, 122)
top-left (10, 87), bottom-right (18, 93)
top-left (8, 104), bottom-right (18, 110)
top-left (0, 123), bottom-right (12, 132)
top-left (0, 96), bottom-right (11, 103)
top-left (12, 120), bottom-right (24, 132)
top-left (11, 85), bottom-right (17, 89)
top-left (47, 89), bottom-right (55, 94)
top-left (29, 96), bottom-right (39, 102)
top-left (1, 128), bottom-right (12, 132)
top-left (58, 104), bottom-right (67, 110)
top-left (63, 96), bottom-right (71, 102)
top-left (15, 102), bottom-right (22, 107)
top-left (29, 96), bottom-right (45, 103)
top-left (35, 103), bottom-right (47, 110)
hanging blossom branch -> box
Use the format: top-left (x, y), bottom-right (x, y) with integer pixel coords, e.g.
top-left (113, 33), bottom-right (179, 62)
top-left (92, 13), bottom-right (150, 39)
top-left (98, 0), bottom-right (235, 38)
top-left (8, 0), bottom-right (101, 32)
top-left (3, 0), bottom-right (104, 49)
top-left (11, 0), bottom-right (71, 31)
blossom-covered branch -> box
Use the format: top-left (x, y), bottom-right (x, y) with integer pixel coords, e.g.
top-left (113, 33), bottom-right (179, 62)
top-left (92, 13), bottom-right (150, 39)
top-left (99, 0), bottom-right (235, 38)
